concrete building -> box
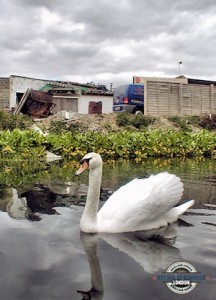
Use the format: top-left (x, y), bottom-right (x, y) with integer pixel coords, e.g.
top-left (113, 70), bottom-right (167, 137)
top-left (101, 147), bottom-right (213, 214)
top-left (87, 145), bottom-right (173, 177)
top-left (0, 75), bottom-right (113, 114)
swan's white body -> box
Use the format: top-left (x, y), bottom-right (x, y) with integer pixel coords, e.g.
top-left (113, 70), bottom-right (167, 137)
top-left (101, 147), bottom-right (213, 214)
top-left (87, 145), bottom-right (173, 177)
top-left (76, 153), bottom-right (194, 233)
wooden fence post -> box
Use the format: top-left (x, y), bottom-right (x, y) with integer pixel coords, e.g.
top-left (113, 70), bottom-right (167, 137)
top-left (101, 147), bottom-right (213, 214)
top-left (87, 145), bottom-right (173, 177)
top-left (210, 84), bottom-right (214, 113)
top-left (179, 83), bottom-right (183, 115)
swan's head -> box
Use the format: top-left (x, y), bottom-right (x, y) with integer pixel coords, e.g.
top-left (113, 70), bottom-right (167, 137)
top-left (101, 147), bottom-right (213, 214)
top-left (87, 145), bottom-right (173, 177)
top-left (75, 152), bottom-right (102, 175)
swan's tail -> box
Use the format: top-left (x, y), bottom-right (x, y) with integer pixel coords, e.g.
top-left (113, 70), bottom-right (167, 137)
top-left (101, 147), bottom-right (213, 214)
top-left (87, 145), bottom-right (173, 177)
top-left (165, 199), bottom-right (195, 223)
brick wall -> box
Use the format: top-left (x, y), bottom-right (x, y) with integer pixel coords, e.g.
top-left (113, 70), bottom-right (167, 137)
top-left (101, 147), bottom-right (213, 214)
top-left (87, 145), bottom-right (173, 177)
top-left (0, 77), bottom-right (10, 109)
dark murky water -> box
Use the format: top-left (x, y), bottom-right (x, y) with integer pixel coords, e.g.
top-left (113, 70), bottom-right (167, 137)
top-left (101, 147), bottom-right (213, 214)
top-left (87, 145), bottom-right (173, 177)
top-left (0, 157), bottom-right (216, 299)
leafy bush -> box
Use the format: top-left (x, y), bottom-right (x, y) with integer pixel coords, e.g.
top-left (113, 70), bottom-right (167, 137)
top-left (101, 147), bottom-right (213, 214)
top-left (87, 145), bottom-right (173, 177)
top-left (168, 116), bottom-right (191, 131)
top-left (0, 110), bottom-right (33, 130)
top-left (116, 112), bottom-right (155, 129)
top-left (49, 120), bottom-right (82, 134)
top-left (186, 115), bottom-right (202, 126)
top-left (131, 114), bottom-right (155, 128)
top-left (116, 112), bottom-right (132, 126)
top-left (49, 121), bottom-right (68, 134)
top-left (169, 114), bottom-right (216, 131)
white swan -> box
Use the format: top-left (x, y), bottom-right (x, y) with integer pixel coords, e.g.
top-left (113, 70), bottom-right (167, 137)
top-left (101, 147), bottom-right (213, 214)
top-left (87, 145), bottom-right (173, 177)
top-left (75, 152), bottom-right (194, 233)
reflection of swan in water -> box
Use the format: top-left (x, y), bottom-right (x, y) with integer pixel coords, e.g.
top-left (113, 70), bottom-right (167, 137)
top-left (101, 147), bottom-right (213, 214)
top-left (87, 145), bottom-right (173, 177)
top-left (77, 224), bottom-right (182, 299)
top-left (77, 232), bottom-right (104, 300)
top-left (100, 224), bottom-right (181, 274)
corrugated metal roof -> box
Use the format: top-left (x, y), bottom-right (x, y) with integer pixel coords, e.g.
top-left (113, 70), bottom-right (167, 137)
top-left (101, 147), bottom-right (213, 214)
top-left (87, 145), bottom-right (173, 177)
top-left (40, 81), bottom-right (113, 96)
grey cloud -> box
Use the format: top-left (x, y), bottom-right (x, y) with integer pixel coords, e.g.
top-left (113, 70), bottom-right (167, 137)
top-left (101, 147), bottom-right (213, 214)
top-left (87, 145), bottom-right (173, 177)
top-left (1, 0), bottom-right (216, 86)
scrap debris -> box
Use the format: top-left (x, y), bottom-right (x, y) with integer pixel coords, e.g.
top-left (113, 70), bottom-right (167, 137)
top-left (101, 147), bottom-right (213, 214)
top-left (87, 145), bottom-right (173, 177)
top-left (13, 89), bottom-right (55, 118)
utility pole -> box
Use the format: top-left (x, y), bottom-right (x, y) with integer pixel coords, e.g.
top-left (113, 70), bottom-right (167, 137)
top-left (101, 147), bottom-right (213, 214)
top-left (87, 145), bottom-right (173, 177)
top-left (179, 61), bottom-right (182, 76)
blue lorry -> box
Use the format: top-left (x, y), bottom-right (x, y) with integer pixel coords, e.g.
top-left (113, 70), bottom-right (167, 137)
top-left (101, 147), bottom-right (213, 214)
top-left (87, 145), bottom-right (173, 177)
top-left (112, 84), bottom-right (144, 114)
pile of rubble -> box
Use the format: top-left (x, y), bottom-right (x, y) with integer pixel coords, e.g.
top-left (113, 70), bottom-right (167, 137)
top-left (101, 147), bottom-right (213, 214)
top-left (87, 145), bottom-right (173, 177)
top-left (36, 111), bottom-right (121, 133)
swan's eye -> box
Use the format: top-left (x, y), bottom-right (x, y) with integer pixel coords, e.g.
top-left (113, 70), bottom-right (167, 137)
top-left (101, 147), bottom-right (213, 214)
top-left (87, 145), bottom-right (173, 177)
top-left (80, 158), bottom-right (91, 165)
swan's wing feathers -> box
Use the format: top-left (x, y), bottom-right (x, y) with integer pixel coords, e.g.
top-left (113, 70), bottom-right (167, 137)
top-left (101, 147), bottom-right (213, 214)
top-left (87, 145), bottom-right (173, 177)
top-left (98, 172), bottom-right (184, 230)
top-left (132, 173), bottom-right (184, 223)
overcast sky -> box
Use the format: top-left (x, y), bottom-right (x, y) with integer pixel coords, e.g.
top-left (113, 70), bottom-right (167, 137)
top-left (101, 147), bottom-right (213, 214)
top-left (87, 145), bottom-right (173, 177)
top-left (1, 0), bottom-right (216, 88)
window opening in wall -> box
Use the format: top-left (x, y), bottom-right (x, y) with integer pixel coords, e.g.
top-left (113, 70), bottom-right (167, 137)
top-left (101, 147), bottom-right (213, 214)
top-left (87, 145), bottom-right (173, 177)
top-left (16, 92), bottom-right (24, 104)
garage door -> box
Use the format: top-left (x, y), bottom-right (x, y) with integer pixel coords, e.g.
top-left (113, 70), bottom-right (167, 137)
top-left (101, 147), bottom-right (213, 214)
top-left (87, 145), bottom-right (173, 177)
top-left (52, 97), bottom-right (78, 113)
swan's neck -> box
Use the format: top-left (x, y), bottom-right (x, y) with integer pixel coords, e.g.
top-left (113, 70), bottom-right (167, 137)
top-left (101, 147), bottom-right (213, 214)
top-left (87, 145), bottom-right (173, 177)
top-left (80, 166), bottom-right (102, 232)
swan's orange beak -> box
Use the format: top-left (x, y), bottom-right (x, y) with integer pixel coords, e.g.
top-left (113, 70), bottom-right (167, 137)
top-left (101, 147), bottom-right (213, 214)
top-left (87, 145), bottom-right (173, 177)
top-left (75, 160), bottom-right (89, 175)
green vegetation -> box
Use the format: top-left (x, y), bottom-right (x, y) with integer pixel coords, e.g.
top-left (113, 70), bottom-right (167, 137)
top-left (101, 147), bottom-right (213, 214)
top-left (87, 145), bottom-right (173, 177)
top-left (0, 129), bottom-right (215, 164)
top-left (168, 116), bottom-right (194, 131)
top-left (117, 113), bottom-right (216, 131)
top-left (49, 120), bottom-right (81, 134)
top-left (116, 112), bottom-right (156, 129)
top-left (168, 114), bottom-right (216, 131)
top-left (0, 111), bottom-right (216, 186)
top-left (0, 110), bottom-right (33, 130)
top-left (0, 129), bottom-right (46, 160)
top-left (0, 111), bottom-right (216, 170)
